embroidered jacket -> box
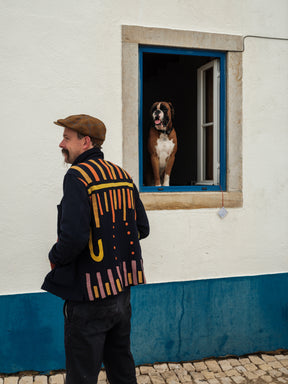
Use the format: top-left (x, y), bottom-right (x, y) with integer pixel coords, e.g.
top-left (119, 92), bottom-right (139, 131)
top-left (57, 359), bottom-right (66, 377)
top-left (42, 147), bottom-right (149, 301)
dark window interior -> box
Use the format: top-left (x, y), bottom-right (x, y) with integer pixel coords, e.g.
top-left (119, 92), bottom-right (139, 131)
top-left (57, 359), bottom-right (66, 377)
top-left (142, 52), bottom-right (213, 186)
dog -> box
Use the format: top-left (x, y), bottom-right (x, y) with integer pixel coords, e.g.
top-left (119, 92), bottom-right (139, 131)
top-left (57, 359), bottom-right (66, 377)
top-left (147, 101), bottom-right (177, 186)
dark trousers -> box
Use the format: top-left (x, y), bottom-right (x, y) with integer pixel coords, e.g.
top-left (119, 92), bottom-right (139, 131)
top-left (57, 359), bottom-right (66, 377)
top-left (64, 288), bottom-right (137, 384)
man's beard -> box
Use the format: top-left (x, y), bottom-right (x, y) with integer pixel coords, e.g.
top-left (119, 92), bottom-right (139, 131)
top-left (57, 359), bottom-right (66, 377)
top-left (62, 149), bottom-right (70, 163)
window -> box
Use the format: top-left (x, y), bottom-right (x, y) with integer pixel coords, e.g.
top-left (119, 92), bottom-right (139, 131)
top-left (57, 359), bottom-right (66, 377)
top-left (139, 46), bottom-right (226, 192)
top-left (197, 59), bottom-right (220, 186)
top-left (122, 26), bottom-right (243, 210)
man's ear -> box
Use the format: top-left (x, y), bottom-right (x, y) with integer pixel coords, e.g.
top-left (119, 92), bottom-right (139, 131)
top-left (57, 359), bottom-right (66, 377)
top-left (83, 136), bottom-right (93, 149)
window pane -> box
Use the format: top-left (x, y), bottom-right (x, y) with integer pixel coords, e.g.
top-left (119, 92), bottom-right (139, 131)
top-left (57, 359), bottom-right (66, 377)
top-left (204, 67), bottom-right (213, 124)
top-left (204, 125), bottom-right (213, 180)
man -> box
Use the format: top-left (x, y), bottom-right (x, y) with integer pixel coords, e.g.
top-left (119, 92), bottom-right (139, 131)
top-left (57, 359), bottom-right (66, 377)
top-left (42, 114), bottom-right (149, 384)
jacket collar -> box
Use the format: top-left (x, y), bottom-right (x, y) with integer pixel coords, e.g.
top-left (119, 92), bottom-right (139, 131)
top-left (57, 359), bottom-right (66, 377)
top-left (72, 147), bottom-right (104, 166)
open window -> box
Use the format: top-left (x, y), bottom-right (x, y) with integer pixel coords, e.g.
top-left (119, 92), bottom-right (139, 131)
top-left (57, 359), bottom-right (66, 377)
top-left (122, 26), bottom-right (243, 210)
top-left (197, 59), bottom-right (220, 186)
top-left (139, 45), bottom-right (226, 192)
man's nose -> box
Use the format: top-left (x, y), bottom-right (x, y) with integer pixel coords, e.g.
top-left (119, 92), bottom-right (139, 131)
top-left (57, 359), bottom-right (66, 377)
top-left (59, 139), bottom-right (65, 148)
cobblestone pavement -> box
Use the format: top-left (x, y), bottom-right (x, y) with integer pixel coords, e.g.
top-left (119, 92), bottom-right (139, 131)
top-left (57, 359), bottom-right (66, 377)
top-left (0, 351), bottom-right (287, 384)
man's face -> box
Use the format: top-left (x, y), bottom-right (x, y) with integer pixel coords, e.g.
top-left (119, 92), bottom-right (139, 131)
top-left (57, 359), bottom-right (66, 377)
top-left (59, 127), bottom-right (86, 164)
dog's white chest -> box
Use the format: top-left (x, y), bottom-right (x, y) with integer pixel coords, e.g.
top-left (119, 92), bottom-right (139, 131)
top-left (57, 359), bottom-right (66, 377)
top-left (156, 134), bottom-right (175, 171)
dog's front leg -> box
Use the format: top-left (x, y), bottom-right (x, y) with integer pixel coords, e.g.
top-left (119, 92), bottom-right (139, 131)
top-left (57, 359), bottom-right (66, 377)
top-left (150, 154), bottom-right (161, 186)
top-left (163, 154), bottom-right (176, 186)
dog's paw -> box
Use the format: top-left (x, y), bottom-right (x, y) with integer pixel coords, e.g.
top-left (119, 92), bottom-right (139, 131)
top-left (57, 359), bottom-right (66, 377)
top-left (163, 174), bottom-right (170, 186)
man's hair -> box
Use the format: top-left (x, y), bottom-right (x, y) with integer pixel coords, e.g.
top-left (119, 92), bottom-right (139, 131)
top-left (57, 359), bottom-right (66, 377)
top-left (77, 132), bottom-right (102, 149)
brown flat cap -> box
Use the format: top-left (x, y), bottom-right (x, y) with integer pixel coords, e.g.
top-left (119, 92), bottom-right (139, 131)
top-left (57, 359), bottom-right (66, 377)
top-left (54, 114), bottom-right (106, 144)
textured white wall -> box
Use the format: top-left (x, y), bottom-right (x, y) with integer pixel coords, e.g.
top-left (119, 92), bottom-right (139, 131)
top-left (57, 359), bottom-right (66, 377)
top-left (143, 36), bottom-right (288, 284)
top-left (0, 0), bottom-right (287, 294)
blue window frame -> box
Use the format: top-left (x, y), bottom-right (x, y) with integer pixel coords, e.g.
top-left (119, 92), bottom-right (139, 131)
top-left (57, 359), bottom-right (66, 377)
top-left (139, 45), bottom-right (227, 192)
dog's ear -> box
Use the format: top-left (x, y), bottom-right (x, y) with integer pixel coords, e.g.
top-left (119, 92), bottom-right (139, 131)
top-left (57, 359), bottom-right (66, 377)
top-left (150, 102), bottom-right (158, 115)
top-left (168, 102), bottom-right (175, 119)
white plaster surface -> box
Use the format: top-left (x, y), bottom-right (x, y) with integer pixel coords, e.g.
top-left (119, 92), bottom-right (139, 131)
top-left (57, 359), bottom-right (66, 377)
top-left (0, 0), bottom-right (287, 294)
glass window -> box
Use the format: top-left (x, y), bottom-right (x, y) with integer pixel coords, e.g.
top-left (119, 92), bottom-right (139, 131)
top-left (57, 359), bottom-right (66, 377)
top-left (139, 46), bottom-right (226, 192)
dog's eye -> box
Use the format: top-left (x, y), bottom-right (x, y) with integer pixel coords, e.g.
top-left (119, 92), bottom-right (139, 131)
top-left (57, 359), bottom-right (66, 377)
top-left (161, 106), bottom-right (168, 112)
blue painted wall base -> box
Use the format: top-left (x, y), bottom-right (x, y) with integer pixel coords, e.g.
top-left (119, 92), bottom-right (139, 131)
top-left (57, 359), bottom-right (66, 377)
top-left (0, 273), bottom-right (287, 373)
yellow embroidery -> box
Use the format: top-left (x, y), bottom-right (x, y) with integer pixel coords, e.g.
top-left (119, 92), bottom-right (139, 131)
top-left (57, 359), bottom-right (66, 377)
top-left (71, 166), bottom-right (92, 184)
top-left (130, 189), bottom-right (134, 209)
top-left (91, 194), bottom-right (100, 228)
top-left (93, 286), bottom-right (100, 298)
top-left (89, 231), bottom-right (104, 262)
top-left (113, 189), bottom-right (117, 210)
top-left (116, 279), bottom-right (122, 292)
top-left (128, 273), bottom-right (132, 285)
top-left (122, 188), bottom-right (126, 221)
top-left (105, 282), bottom-right (111, 296)
top-left (104, 192), bottom-right (109, 212)
top-left (87, 181), bottom-right (133, 195)
top-left (104, 160), bottom-right (117, 180)
top-left (138, 271), bottom-right (143, 284)
top-left (122, 169), bottom-right (129, 179)
top-left (89, 160), bottom-right (107, 180)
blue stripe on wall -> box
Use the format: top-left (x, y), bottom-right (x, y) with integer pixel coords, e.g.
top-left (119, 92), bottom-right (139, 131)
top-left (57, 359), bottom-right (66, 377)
top-left (0, 273), bottom-right (287, 373)
top-left (131, 273), bottom-right (288, 365)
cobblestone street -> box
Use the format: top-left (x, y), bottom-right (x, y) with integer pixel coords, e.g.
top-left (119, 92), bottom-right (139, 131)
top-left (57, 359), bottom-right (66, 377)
top-left (1, 351), bottom-right (288, 384)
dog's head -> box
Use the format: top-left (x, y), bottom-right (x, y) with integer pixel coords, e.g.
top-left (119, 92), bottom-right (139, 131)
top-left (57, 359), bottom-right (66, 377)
top-left (150, 102), bottom-right (174, 131)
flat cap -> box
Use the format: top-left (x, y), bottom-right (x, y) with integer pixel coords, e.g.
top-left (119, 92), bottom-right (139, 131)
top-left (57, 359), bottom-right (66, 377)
top-left (54, 114), bottom-right (106, 144)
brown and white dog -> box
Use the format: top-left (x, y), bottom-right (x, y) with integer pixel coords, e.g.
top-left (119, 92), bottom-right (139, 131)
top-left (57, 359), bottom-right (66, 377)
top-left (148, 101), bottom-right (177, 186)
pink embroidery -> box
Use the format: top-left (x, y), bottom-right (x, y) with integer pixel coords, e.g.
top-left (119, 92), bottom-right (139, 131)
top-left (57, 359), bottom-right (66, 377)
top-left (116, 266), bottom-right (123, 287)
top-left (97, 272), bottom-right (106, 298)
top-left (131, 260), bottom-right (138, 285)
top-left (107, 269), bottom-right (118, 295)
top-left (85, 273), bottom-right (94, 301)
top-left (123, 261), bottom-right (128, 286)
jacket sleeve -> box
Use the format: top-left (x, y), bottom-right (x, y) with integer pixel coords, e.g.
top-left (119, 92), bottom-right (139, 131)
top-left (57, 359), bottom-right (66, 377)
top-left (133, 184), bottom-right (150, 240)
top-left (49, 173), bottom-right (91, 266)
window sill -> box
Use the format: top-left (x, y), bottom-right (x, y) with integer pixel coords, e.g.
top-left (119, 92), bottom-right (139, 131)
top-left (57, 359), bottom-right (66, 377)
top-left (140, 191), bottom-right (243, 210)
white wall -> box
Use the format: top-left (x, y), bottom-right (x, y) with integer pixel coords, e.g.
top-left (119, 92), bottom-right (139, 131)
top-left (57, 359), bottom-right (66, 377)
top-left (0, 0), bottom-right (287, 294)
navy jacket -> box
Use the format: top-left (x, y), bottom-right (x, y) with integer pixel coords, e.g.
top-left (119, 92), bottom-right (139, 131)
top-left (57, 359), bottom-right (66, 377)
top-left (42, 147), bottom-right (149, 301)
